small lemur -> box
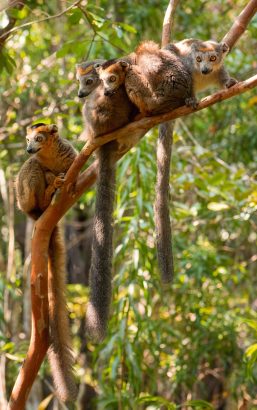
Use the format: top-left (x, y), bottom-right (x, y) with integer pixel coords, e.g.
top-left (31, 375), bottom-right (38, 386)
top-left (16, 123), bottom-right (77, 402)
top-left (97, 40), bottom-right (194, 117)
top-left (76, 60), bottom-right (137, 342)
top-left (165, 39), bottom-right (237, 106)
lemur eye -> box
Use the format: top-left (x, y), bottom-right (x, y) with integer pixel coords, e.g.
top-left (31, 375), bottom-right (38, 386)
top-left (196, 56), bottom-right (202, 62)
top-left (35, 135), bottom-right (43, 142)
top-left (210, 55), bottom-right (216, 61)
top-left (109, 75), bottom-right (116, 83)
top-left (86, 78), bottom-right (93, 85)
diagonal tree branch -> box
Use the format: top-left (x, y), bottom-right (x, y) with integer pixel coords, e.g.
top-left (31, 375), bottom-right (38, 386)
top-left (222, 0), bottom-right (257, 49)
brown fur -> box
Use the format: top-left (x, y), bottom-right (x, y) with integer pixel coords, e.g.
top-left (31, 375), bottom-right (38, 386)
top-left (98, 41), bottom-right (194, 116)
top-left (16, 123), bottom-right (77, 402)
top-left (78, 61), bottom-right (137, 341)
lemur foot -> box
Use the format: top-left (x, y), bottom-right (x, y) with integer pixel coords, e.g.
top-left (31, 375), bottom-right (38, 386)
top-left (54, 173), bottom-right (66, 188)
top-left (185, 97), bottom-right (198, 109)
top-left (225, 77), bottom-right (238, 88)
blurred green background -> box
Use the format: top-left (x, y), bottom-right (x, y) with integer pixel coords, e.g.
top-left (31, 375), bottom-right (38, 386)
top-left (0, 1), bottom-right (257, 408)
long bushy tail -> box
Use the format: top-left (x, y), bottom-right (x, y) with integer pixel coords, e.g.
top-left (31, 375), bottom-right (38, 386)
top-left (47, 224), bottom-right (77, 402)
top-left (154, 122), bottom-right (174, 284)
top-left (86, 143), bottom-right (116, 342)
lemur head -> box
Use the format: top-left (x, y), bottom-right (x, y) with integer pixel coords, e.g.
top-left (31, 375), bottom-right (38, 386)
top-left (97, 59), bottom-right (129, 96)
top-left (76, 59), bottom-right (106, 98)
top-left (191, 41), bottom-right (229, 75)
top-left (26, 123), bottom-right (58, 154)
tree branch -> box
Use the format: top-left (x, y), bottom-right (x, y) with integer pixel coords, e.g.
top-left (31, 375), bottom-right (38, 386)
top-left (0, 1), bottom-right (24, 49)
top-left (0, 0), bottom-right (82, 41)
top-left (222, 0), bottom-right (257, 49)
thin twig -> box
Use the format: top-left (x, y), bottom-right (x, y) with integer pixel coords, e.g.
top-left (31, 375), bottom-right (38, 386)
top-left (0, 0), bottom-right (82, 40)
top-left (78, 5), bottom-right (126, 53)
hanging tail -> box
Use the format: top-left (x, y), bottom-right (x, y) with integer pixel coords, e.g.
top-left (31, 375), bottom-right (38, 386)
top-left (47, 224), bottom-right (77, 402)
top-left (154, 122), bottom-right (174, 284)
top-left (86, 143), bottom-right (116, 342)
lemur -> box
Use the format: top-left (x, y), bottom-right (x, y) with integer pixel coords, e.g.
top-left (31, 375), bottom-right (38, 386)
top-left (16, 123), bottom-right (77, 402)
top-left (97, 40), bottom-right (194, 117)
top-left (165, 38), bottom-right (237, 107)
top-left (76, 60), bottom-right (138, 341)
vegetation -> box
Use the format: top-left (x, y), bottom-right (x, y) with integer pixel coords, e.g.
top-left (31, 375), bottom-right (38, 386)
top-left (0, 0), bottom-right (257, 408)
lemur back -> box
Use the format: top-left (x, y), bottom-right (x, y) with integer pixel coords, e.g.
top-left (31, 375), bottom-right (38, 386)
top-left (98, 41), bottom-right (193, 116)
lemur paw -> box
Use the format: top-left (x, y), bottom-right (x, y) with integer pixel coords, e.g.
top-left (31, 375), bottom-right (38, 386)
top-left (54, 173), bottom-right (66, 188)
top-left (185, 97), bottom-right (198, 109)
top-left (226, 78), bottom-right (238, 88)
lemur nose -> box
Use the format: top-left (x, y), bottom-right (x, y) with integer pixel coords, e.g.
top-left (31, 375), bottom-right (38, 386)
top-left (78, 91), bottom-right (86, 98)
top-left (202, 68), bottom-right (210, 75)
top-left (27, 147), bottom-right (33, 154)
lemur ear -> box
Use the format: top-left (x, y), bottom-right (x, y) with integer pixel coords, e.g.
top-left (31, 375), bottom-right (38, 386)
top-left (94, 63), bottom-right (101, 72)
top-left (221, 42), bottom-right (229, 53)
top-left (48, 124), bottom-right (58, 134)
top-left (119, 60), bottom-right (129, 69)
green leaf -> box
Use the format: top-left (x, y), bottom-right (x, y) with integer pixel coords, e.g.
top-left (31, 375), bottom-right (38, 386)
top-left (116, 22), bottom-right (137, 34)
top-left (67, 8), bottom-right (83, 24)
top-left (184, 400), bottom-right (215, 409)
top-left (245, 343), bottom-right (257, 358)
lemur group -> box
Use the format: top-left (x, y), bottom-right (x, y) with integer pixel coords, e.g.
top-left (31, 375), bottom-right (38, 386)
top-left (16, 39), bottom-right (236, 402)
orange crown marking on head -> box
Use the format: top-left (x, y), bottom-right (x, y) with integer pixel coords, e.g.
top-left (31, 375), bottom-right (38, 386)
top-left (27, 125), bottom-right (49, 134)
top-left (76, 65), bottom-right (94, 75)
top-left (198, 46), bottom-right (215, 52)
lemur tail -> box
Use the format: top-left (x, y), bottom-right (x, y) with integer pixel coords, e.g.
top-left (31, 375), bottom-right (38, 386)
top-left (154, 122), bottom-right (174, 284)
top-left (86, 143), bottom-right (116, 342)
top-left (47, 225), bottom-right (77, 402)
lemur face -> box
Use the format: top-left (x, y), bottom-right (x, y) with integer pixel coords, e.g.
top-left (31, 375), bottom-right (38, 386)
top-left (192, 41), bottom-right (229, 75)
top-left (76, 60), bottom-right (105, 98)
top-left (26, 123), bottom-right (58, 154)
top-left (97, 60), bottom-right (129, 96)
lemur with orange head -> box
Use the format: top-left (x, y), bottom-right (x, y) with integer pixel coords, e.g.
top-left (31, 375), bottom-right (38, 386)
top-left (76, 60), bottom-right (137, 341)
top-left (16, 123), bottom-right (77, 402)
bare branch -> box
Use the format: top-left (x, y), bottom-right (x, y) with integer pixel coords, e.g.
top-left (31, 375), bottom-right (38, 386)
top-left (222, 0), bottom-right (257, 49)
top-left (161, 0), bottom-right (179, 46)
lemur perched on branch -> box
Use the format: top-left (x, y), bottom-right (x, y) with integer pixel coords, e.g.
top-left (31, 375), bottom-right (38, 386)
top-left (16, 123), bottom-right (77, 402)
top-left (165, 39), bottom-right (237, 106)
top-left (97, 40), bottom-right (194, 117)
top-left (97, 41), bottom-right (194, 284)
top-left (76, 60), bottom-right (138, 342)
